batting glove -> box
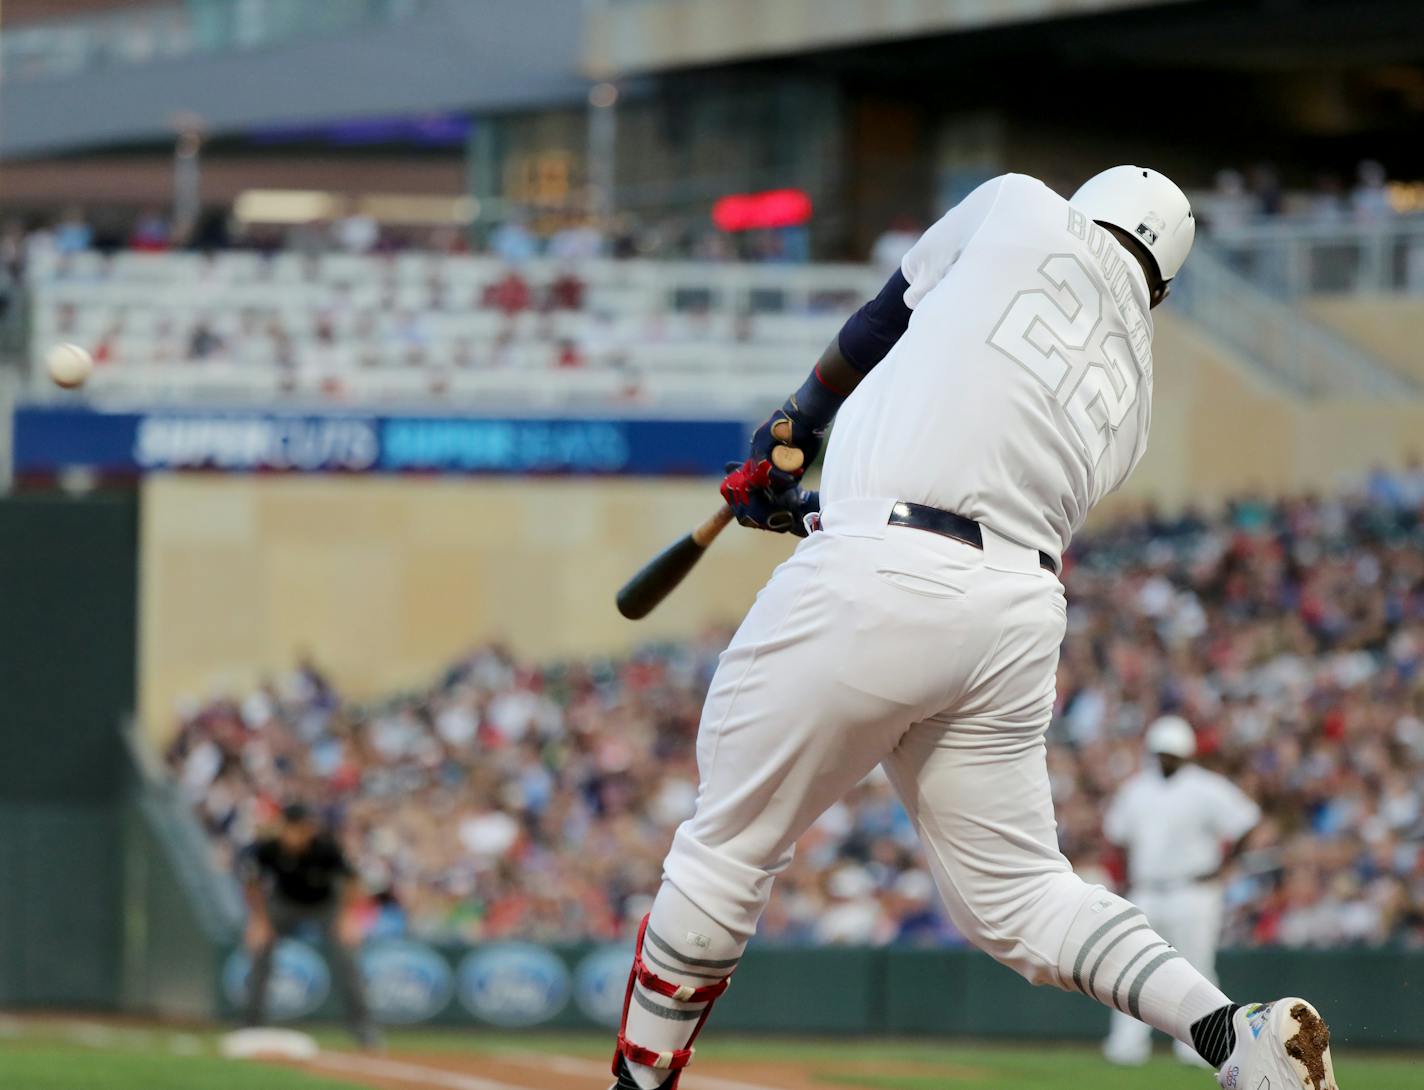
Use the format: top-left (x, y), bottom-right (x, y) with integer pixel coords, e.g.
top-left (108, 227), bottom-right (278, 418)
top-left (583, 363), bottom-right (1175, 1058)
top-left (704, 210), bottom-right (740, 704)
top-left (721, 459), bottom-right (820, 537)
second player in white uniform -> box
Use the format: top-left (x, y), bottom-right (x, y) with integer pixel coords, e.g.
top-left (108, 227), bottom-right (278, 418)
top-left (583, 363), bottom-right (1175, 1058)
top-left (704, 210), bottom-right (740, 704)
top-left (1102, 715), bottom-right (1262, 1067)
top-left (605, 169), bottom-right (1339, 1090)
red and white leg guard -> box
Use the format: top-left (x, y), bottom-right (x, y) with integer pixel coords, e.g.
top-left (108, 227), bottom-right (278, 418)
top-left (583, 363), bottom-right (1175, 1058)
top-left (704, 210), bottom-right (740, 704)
top-left (612, 915), bottom-right (732, 1087)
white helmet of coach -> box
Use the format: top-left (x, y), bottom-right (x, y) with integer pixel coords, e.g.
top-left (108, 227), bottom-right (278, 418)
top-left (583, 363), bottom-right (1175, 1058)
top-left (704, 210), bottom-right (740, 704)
top-left (1071, 165), bottom-right (1195, 284)
top-left (1144, 715), bottom-right (1197, 759)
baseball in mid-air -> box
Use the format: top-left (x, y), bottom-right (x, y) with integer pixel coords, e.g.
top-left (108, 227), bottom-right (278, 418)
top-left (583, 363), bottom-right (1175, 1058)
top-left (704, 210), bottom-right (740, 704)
top-left (46, 342), bottom-right (93, 388)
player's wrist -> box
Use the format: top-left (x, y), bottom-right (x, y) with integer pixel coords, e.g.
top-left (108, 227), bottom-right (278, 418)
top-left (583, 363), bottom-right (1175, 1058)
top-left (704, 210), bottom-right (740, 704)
top-left (784, 366), bottom-right (847, 432)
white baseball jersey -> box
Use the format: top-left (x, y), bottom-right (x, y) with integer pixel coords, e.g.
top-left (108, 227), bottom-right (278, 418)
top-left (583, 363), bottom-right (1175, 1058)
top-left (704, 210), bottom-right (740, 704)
top-left (820, 173), bottom-right (1156, 564)
top-left (1103, 764), bottom-right (1261, 888)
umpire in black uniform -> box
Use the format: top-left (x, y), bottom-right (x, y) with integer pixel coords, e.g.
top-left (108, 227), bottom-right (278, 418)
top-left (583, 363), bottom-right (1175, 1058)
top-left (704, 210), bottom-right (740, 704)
top-left (240, 804), bottom-right (379, 1047)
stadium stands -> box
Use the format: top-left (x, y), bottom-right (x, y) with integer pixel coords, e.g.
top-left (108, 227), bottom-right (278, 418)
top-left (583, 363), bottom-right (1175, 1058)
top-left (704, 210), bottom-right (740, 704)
top-left (24, 249), bottom-right (871, 413)
top-left (167, 480), bottom-right (1424, 950)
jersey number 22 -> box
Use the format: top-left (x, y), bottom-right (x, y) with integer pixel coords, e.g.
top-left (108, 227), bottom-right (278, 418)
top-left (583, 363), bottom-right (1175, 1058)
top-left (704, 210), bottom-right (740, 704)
top-left (987, 253), bottom-right (1143, 468)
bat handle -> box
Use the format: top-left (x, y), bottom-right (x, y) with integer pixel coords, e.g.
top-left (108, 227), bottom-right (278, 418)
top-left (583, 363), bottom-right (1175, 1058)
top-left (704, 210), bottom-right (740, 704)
top-left (692, 504), bottom-right (735, 547)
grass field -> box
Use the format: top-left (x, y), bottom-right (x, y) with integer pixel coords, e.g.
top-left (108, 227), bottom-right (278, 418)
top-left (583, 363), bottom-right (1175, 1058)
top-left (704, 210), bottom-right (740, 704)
top-left (1, 1021), bottom-right (1415, 1090)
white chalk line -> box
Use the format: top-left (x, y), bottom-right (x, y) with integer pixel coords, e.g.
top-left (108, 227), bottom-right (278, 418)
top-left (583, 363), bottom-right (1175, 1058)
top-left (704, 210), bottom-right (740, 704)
top-left (311, 1051), bottom-right (539, 1090)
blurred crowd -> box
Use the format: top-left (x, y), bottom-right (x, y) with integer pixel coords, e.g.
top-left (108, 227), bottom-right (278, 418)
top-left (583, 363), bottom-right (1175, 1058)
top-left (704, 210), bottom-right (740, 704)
top-left (2, 155), bottom-right (1409, 291)
top-left (1194, 159), bottom-right (1403, 232)
top-left (0, 202), bottom-right (807, 280)
top-left (167, 476), bottom-right (1424, 951)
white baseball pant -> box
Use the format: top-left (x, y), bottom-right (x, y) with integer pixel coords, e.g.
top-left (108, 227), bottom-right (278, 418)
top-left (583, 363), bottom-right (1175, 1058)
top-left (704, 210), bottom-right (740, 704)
top-left (619, 499), bottom-right (1228, 1088)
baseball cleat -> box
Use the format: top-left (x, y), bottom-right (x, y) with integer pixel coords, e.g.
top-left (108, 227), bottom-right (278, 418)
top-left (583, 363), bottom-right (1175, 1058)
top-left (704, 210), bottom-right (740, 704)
top-left (1216, 998), bottom-right (1339, 1090)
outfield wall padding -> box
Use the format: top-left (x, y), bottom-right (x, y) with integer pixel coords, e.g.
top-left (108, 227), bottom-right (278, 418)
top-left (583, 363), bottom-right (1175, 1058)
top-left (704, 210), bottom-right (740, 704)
top-left (214, 939), bottom-right (1424, 1047)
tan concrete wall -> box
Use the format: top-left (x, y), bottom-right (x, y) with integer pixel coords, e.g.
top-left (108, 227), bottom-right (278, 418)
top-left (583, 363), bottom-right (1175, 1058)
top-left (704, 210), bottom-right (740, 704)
top-left (1100, 309), bottom-right (1424, 515)
top-left (1305, 296), bottom-right (1424, 384)
top-left (138, 474), bottom-right (796, 739)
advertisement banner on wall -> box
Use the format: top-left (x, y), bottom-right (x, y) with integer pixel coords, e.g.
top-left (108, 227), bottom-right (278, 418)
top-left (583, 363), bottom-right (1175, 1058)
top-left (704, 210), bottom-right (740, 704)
top-left (456, 943), bottom-right (572, 1027)
top-left (360, 940), bottom-right (456, 1025)
top-left (218, 942), bottom-right (622, 1029)
top-left (12, 405), bottom-right (745, 477)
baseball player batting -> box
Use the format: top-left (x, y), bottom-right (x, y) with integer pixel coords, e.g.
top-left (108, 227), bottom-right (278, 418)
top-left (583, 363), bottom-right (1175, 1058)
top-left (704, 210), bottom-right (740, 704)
top-left (606, 168), bottom-right (1340, 1090)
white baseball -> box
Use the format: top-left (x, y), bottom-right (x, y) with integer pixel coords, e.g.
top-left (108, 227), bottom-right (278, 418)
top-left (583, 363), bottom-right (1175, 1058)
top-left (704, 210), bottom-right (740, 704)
top-left (46, 342), bottom-right (93, 388)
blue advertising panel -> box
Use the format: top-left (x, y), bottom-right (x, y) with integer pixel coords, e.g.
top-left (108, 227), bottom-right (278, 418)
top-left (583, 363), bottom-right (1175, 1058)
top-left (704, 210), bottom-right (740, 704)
top-left (12, 406), bottom-right (744, 477)
top-left (456, 943), bottom-right (571, 1027)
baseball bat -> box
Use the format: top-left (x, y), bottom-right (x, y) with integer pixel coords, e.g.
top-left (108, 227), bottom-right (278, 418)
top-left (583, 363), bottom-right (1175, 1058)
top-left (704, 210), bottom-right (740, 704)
top-left (616, 441), bottom-right (804, 620)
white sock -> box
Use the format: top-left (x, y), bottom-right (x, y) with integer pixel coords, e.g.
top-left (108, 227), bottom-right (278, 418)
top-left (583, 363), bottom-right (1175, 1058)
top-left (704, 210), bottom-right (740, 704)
top-left (1059, 890), bottom-right (1231, 1045)
top-left (622, 883), bottom-right (744, 1090)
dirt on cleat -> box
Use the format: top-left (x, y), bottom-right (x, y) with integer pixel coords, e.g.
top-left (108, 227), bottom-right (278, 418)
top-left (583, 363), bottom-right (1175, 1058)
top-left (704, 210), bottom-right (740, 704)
top-left (1284, 1003), bottom-right (1331, 1090)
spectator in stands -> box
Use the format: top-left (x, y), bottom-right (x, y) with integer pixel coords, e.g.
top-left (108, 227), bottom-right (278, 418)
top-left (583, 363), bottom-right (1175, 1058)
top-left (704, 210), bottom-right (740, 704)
top-left (548, 216), bottom-right (604, 261)
top-left (1353, 160), bottom-right (1395, 221)
top-left (287, 218), bottom-right (333, 257)
top-left (334, 211), bottom-right (380, 254)
top-left (1, 218), bottom-right (28, 278)
top-left (186, 320), bottom-right (225, 360)
top-left (1198, 170), bottom-right (1253, 233)
top-left (129, 208), bottom-right (172, 252)
top-left (1247, 162), bottom-right (1284, 217)
top-left (1307, 174), bottom-right (1349, 225)
top-left (426, 225), bottom-right (470, 255)
top-left (53, 206), bottom-right (93, 254)
top-left (483, 268), bottom-right (532, 316)
top-left (546, 267), bottom-right (586, 311)
top-left (555, 338), bottom-right (585, 368)
top-left (490, 211), bottom-right (539, 264)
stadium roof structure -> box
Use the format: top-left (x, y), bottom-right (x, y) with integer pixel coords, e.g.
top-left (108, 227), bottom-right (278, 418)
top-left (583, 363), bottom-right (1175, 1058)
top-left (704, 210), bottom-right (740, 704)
top-left (0, 0), bottom-right (589, 159)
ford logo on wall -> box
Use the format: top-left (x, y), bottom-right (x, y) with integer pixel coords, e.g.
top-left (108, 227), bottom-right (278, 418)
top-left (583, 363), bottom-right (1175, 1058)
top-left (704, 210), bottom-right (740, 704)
top-left (361, 941), bottom-right (454, 1025)
top-left (222, 941), bottom-right (330, 1021)
top-left (456, 943), bottom-right (571, 1027)
top-left (574, 946), bottom-right (633, 1027)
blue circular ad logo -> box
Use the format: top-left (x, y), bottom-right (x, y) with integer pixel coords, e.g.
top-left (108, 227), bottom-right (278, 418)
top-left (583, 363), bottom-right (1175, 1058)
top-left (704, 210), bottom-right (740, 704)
top-left (360, 940), bottom-right (454, 1025)
top-left (573, 946), bottom-right (632, 1027)
top-left (223, 940), bottom-right (330, 1021)
top-left (456, 943), bottom-right (571, 1027)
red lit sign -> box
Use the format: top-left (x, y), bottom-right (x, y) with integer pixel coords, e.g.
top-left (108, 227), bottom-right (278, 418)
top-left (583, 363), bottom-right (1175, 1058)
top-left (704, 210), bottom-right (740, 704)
top-left (712, 189), bottom-right (813, 232)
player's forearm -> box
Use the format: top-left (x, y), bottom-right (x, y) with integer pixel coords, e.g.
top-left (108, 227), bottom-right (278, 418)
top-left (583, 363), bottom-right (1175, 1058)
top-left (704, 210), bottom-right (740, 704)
top-left (810, 339), bottom-right (867, 402)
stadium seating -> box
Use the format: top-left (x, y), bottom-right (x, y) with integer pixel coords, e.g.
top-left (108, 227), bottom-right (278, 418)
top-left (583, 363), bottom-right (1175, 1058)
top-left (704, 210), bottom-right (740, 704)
top-left (26, 249), bottom-right (875, 413)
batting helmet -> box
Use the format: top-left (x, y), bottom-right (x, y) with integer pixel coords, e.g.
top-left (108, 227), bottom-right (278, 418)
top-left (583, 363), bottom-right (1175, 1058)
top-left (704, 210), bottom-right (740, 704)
top-left (1144, 715), bottom-right (1197, 759)
top-left (1070, 166), bottom-right (1195, 284)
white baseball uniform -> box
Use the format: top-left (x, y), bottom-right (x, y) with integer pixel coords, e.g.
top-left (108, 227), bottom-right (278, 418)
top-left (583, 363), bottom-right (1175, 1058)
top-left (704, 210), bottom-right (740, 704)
top-left (619, 175), bottom-right (1228, 1088)
top-left (1102, 764), bottom-right (1261, 1063)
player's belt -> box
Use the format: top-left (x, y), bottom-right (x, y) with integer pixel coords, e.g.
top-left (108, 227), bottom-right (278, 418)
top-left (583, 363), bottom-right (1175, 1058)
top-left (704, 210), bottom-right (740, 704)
top-left (887, 501), bottom-right (1056, 574)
